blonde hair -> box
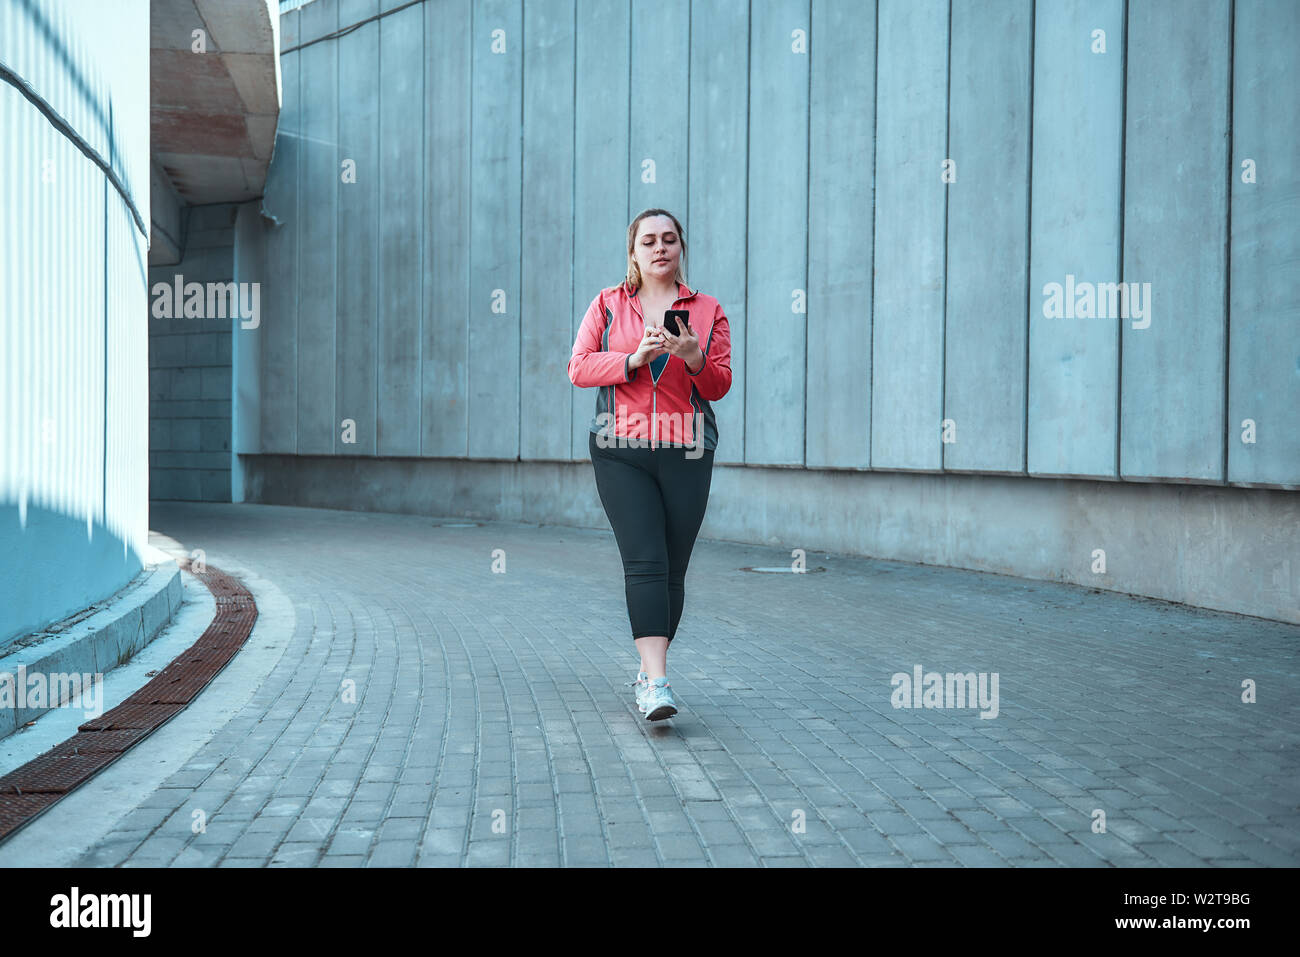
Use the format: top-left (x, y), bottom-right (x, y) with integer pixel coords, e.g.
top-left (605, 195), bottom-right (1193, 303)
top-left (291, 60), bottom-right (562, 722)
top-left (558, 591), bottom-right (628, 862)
top-left (625, 208), bottom-right (687, 292)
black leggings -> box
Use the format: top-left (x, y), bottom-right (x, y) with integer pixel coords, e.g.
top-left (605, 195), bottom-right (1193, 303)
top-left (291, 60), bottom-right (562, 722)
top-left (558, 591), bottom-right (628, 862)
top-left (588, 430), bottom-right (715, 641)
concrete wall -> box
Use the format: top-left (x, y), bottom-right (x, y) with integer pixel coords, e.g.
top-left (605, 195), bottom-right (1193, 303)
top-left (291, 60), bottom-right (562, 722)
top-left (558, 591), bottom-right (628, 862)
top-left (148, 203), bottom-right (238, 502)
top-left (0, 0), bottom-right (152, 646)
top-left (240, 0), bottom-right (1298, 622)
top-left (232, 200), bottom-right (267, 502)
top-left (252, 0), bottom-right (1298, 488)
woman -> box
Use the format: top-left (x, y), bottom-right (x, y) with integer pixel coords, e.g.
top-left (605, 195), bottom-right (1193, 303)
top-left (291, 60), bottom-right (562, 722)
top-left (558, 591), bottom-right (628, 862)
top-left (567, 208), bottom-right (733, 721)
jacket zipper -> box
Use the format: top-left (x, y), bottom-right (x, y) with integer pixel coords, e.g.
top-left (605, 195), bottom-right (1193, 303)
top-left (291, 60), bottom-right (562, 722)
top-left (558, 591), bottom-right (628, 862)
top-left (633, 286), bottom-right (682, 452)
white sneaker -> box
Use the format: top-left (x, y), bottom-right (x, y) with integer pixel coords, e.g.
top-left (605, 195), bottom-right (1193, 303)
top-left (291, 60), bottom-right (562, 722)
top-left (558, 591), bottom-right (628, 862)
top-left (640, 676), bottom-right (678, 721)
top-left (628, 670), bottom-right (650, 713)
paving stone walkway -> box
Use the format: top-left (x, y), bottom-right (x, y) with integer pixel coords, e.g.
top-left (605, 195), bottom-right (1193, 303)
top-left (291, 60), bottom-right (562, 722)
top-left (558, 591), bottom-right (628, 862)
top-left (5, 501), bottom-right (1297, 867)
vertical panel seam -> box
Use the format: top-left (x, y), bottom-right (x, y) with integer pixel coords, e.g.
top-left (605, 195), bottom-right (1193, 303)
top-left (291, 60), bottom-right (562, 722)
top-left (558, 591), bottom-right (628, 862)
top-left (372, 21), bottom-right (380, 457)
top-left (466, 0), bottom-right (474, 458)
top-left (421, 5), bottom-right (429, 456)
top-left (294, 39), bottom-right (301, 455)
top-left (626, 0), bottom-right (632, 226)
top-left (1116, 0), bottom-right (1128, 480)
top-left (1223, 0), bottom-right (1234, 486)
top-left (516, 0), bottom-right (523, 461)
top-left (1023, 0), bottom-right (1034, 476)
top-left (571, 0), bottom-right (578, 460)
top-left (742, 0), bottom-right (751, 464)
top-left (103, 114), bottom-right (108, 523)
top-left (421, 3), bottom-right (428, 457)
top-left (377, 12), bottom-right (384, 456)
top-left (867, 0), bottom-right (878, 469)
top-left (803, 0), bottom-right (812, 468)
top-left (299, 33), bottom-right (307, 455)
top-left (334, 8), bottom-right (341, 457)
top-left (686, 0), bottom-right (692, 291)
top-left (940, 0), bottom-right (951, 472)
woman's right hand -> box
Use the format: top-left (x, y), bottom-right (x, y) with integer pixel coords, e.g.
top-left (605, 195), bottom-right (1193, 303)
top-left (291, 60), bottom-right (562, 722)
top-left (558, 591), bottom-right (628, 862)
top-left (629, 326), bottom-right (669, 369)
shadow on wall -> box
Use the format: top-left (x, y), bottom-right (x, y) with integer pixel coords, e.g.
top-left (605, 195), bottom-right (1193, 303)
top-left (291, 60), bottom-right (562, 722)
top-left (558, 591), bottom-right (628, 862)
top-left (0, 503), bottom-right (143, 648)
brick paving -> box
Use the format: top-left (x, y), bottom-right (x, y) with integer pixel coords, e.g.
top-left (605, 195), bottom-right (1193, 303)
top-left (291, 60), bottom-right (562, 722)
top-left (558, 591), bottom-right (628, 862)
top-left (21, 501), bottom-right (1300, 867)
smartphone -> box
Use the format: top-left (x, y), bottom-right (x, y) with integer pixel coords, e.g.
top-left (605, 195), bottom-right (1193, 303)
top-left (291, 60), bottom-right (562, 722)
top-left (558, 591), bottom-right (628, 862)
top-left (663, 309), bottom-right (691, 336)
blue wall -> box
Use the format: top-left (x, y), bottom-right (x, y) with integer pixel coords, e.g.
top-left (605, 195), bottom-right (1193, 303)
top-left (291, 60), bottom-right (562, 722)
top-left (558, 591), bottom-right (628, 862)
top-left (254, 0), bottom-right (1298, 491)
top-left (0, 0), bottom-right (151, 645)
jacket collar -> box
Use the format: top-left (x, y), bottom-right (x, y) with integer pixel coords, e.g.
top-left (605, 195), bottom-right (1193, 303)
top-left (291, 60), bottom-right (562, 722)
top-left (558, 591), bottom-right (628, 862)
top-left (622, 279), bottom-right (697, 303)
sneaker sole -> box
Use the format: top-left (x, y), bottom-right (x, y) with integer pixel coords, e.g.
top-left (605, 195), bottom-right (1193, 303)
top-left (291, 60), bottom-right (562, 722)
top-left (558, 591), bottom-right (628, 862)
top-left (644, 704), bottom-right (677, 721)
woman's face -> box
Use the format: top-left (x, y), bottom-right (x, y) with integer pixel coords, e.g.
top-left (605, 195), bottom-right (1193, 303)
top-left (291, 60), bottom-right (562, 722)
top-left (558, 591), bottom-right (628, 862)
top-left (633, 215), bottom-right (681, 287)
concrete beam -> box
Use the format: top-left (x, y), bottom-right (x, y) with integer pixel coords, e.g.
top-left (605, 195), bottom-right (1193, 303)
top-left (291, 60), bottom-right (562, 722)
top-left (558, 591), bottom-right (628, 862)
top-left (149, 0), bottom-right (280, 205)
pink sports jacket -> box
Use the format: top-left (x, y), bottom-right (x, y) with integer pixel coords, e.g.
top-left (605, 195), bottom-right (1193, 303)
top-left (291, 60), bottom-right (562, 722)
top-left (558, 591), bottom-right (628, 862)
top-left (567, 280), bottom-right (733, 451)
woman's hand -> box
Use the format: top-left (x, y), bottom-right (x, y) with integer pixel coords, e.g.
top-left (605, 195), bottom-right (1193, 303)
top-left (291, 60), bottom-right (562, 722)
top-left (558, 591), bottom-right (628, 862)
top-left (658, 319), bottom-right (705, 372)
top-left (630, 326), bottom-right (670, 369)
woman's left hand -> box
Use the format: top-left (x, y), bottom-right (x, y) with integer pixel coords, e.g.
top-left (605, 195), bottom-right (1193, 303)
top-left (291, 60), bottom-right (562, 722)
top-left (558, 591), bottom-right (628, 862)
top-left (656, 320), bottom-right (705, 372)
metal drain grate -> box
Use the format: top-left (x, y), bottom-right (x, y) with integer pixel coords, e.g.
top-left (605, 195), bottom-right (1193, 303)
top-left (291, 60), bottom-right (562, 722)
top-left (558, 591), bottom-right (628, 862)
top-left (0, 558), bottom-right (258, 842)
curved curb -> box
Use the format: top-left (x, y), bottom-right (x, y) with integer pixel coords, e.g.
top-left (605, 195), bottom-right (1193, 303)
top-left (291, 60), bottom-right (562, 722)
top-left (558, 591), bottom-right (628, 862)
top-left (0, 560), bottom-right (255, 842)
top-left (0, 555), bottom-right (183, 741)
